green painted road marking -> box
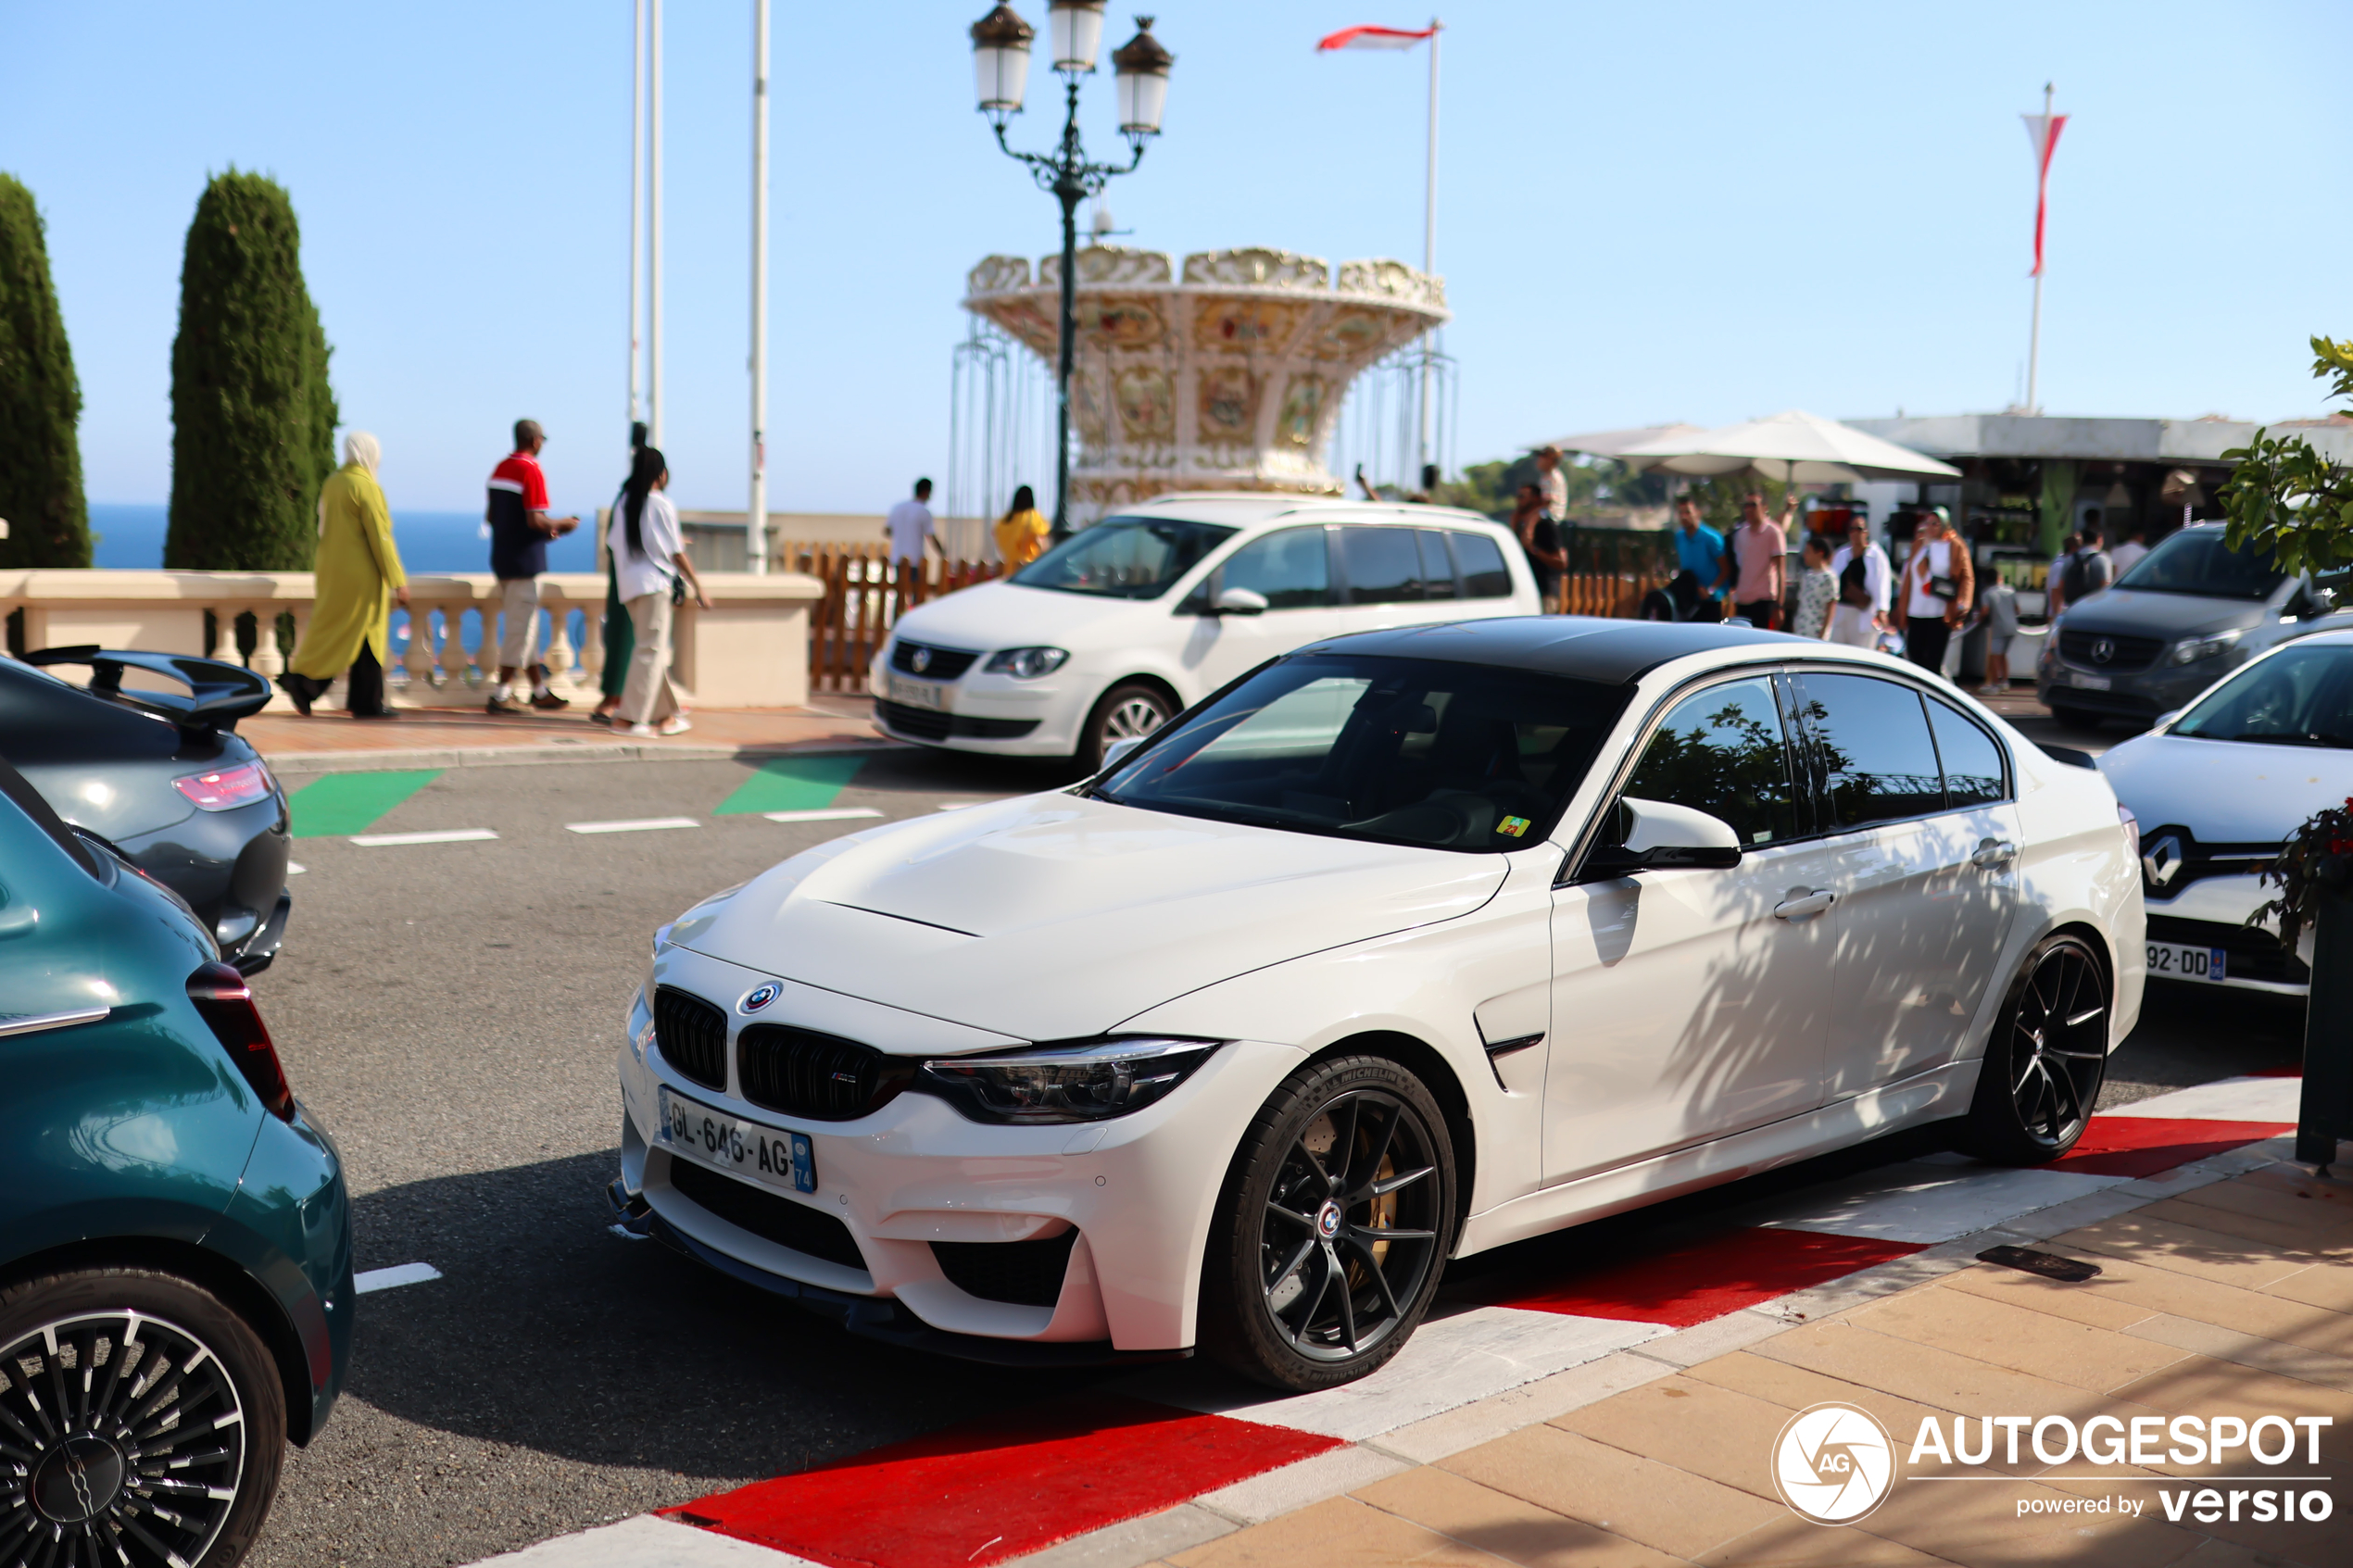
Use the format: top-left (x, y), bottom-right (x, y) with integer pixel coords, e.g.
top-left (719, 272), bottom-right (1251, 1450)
top-left (715, 753), bottom-right (869, 816)
top-left (286, 770), bottom-right (445, 838)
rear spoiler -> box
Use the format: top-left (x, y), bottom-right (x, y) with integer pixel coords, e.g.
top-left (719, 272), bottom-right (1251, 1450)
top-left (25, 646), bottom-right (274, 733)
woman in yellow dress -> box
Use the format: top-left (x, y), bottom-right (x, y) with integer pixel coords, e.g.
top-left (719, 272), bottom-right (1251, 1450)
top-left (993, 484), bottom-right (1051, 570)
top-left (283, 432), bottom-right (409, 719)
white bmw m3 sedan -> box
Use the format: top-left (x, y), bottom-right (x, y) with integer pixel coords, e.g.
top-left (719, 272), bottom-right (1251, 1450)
top-left (612, 618), bottom-right (2145, 1390)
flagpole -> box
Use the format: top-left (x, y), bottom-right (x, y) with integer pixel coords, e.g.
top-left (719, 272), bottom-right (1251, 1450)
top-left (649, 0), bottom-right (665, 448)
top-left (628, 0), bottom-right (644, 442)
top-left (749, 0), bottom-right (770, 575)
top-left (2025, 81), bottom-right (2050, 416)
top-left (1417, 18), bottom-right (1441, 480)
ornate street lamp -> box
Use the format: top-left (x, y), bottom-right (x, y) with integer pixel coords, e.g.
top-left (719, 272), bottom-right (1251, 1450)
top-left (971, 6), bottom-right (1171, 536)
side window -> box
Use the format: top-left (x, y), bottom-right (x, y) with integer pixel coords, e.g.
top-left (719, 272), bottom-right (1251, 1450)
top-left (1449, 532), bottom-right (1513, 598)
top-left (1615, 677), bottom-right (1797, 847)
top-left (1799, 672), bottom-right (1944, 829)
top-left (1219, 527), bottom-right (1333, 609)
top-left (1340, 527), bottom-right (1426, 604)
top-left (1416, 531), bottom-right (1459, 600)
top-left (1927, 699), bottom-right (2008, 808)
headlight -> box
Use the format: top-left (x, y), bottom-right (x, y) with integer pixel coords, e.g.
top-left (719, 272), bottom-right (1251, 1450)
top-left (2168, 630), bottom-right (2239, 665)
top-left (919, 1036), bottom-right (1222, 1123)
top-left (2118, 804), bottom-right (2139, 860)
top-left (984, 646), bottom-right (1070, 679)
top-left (651, 922), bottom-right (673, 959)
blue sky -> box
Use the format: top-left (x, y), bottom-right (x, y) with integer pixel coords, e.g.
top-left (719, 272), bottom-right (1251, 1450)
top-left (5, 1), bottom-right (2347, 517)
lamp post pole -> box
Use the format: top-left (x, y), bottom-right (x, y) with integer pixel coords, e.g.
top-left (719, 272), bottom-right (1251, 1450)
top-left (749, 0), bottom-right (770, 574)
top-left (971, 5), bottom-right (1171, 539)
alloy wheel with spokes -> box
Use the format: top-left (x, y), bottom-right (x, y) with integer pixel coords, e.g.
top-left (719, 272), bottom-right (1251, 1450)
top-left (1960, 933), bottom-right (2110, 1163)
top-left (1080, 682), bottom-right (1175, 771)
top-left (1202, 1056), bottom-right (1455, 1390)
top-left (0, 1271), bottom-right (284, 1568)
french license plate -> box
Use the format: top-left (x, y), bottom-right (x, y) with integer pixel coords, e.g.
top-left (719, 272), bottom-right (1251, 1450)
top-left (886, 675), bottom-right (948, 710)
top-left (2068, 671), bottom-right (2112, 691)
top-left (2146, 941), bottom-right (2228, 984)
top-left (659, 1085), bottom-right (815, 1193)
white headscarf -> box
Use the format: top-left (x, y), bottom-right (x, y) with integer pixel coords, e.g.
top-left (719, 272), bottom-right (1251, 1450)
top-left (321, 431), bottom-right (384, 534)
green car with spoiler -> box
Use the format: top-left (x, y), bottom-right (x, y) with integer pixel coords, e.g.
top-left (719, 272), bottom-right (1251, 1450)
top-left (0, 752), bottom-right (351, 1568)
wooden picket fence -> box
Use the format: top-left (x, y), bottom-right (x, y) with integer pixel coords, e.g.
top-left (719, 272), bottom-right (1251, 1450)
top-left (787, 545), bottom-right (1669, 695)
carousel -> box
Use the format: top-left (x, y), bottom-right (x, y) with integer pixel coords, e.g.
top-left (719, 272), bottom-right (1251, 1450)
top-left (962, 245), bottom-right (1447, 526)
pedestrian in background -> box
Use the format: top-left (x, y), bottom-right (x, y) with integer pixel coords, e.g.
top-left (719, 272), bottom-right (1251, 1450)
top-left (1828, 558), bottom-right (1881, 648)
top-left (283, 432), bottom-right (407, 720)
top-left (2046, 530), bottom-right (2082, 618)
top-left (1828, 518), bottom-right (1893, 627)
top-left (608, 446), bottom-right (710, 737)
top-left (1901, 508), bottom-right (1972, 673)
top-left (485, 420), bottom-right (581, 715)
top-left (2108, 521), bottom-right (2150, 578)
top-left (2063, 521), bottom-right (2115, 606)
top-left (1671, 496), bottom-right (1727, 620)
top-left (1721, 491), bottom-right (1788, 629)
top-left (994, 484), bottom-right (1051, 569)
top-left (1513, 483), bottom-right (1566, 612)
top-left (885, 478), bottom-right (941, 567)
top-left (1792, 534), bottom-right (1837, 639)
top-left (590, 429), bottom-right (646, 727)
top-left (1979, 572), bottom-right (2020, 696)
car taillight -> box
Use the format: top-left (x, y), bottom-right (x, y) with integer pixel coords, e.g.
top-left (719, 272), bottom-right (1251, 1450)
top-left (188, 961), bottom-right (296, 1121)
top-left (173, 761), bottom-right (274, 811)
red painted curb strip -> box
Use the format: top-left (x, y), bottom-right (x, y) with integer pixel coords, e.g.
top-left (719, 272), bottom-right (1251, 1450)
top-left (662, 1391), bottom-right (1343, 1568)
top-left (2052, 1115), bottom-right (2296, 1178)
top-left (1474, 1225), bottom-right (1930, 1326)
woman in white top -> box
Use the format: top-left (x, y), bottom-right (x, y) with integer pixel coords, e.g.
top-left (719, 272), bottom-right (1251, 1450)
top-left (606, 446), bottom-right (710, 736)
top-left (1827, 556), bottom-right (1881, 648)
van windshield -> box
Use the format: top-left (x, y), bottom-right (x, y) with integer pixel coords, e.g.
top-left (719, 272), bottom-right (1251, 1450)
top-left (1011, 517), bottom-right (1237, 600)
top-left (1090, 654), bottom-right (1628, 852)
top-left (2115, 529), bottom-right (2285, 600)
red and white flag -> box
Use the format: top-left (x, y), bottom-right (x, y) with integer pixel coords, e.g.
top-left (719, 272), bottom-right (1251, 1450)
top-left (1316, 23), bottom-right (1438, 51)
top-left (2020, 107), bottom-right (2068, 277)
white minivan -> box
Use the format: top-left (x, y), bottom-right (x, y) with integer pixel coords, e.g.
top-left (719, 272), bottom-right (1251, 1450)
top-left (870, 495), bottom-right (1542, 769)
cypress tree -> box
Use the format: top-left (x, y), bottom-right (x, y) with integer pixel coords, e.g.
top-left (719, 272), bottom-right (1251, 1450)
top-left (166, 171), bottom-right (338, 571)
top-left (0, 173), bottom-right (91, 569)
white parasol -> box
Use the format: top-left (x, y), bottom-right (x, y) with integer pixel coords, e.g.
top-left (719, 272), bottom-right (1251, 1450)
top-left (1617, 409), bottom-right (1960, 484)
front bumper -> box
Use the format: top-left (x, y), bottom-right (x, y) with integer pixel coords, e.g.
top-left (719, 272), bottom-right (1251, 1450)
top-left (2142, 872), bottom-right (2313, 996)
top-left (867, 654), bottom-right (1091, 757)
top-left (2037, 651), bottom-right (2239, 719)
top-left (615, 950), bottom-right (1304, 1353)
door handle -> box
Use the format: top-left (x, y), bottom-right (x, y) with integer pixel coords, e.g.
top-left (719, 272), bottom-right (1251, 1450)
top-left (1971, 839), bottom-right (2019, 869)
top-left (1773, 889), bottom-right (1836, 921)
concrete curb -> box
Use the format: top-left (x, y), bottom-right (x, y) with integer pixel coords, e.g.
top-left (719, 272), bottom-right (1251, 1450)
top-left (264, 736), bottom-right (909, 776)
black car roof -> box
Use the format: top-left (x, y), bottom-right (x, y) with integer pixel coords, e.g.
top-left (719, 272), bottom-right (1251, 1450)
top-left (1297, 616), bottom-right (1799, 684)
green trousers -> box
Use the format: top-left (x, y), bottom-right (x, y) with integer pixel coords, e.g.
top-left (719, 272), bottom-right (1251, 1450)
top-left (600, 561), bottom-right (635, 700)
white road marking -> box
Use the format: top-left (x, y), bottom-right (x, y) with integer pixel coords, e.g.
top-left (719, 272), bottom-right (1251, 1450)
top-left (354, 1262), bottom-right (443, 1294)
top-left (286, 862), bottom-right (307, 875)
top-left (565, 817), bottom-right (701, 835)
top-left (350, 829), bottom-right (498, 847)
top-left (761, 808), bottom-right (886, 823)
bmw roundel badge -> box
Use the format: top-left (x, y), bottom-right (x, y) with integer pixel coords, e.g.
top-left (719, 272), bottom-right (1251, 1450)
top-left (738, 983), bottom-right (783, 1014)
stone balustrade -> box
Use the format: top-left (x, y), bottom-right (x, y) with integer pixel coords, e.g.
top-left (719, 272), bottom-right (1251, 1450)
top-left (0, 570), bottom-right (822, 712)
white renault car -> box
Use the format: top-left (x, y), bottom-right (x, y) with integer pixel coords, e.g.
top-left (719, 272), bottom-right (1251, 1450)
top-left (870, 495), bottom-right (1541, 771)
top-left (2099, 628), bottom-right (2353, 996)
top-left (615, 618), bottom-right (2143, 1389)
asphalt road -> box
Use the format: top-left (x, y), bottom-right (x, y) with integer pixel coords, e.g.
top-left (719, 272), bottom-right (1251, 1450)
top-left (245, 737), bottom-right (2302, 1568)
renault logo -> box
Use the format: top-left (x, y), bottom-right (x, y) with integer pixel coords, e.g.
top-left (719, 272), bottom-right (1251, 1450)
top-left (2142, 834), bottom-right (2184, 888)
top-left (911, 646), bottom-right (932, 673)
top-left (2091, 638), bottom-right (2116, 665)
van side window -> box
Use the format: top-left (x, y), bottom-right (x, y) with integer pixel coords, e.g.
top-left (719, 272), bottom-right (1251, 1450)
top-left (1218, 528), bottom-right (1333, 609)
top-left (1340, 527), bottom-right (1428, 604)
top-left (1416, 531), bottom-right (1459, 600)
top-left (1448, 532), bottom-right (1513, 599)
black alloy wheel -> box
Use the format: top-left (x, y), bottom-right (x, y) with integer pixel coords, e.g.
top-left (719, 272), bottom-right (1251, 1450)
top-left (1959, 933), bottom-right (2110, 1164)
top-left (0, 1270), bottom-right (285, 1568)
top-left (1202, 1055), bottom-right (1454, 1391)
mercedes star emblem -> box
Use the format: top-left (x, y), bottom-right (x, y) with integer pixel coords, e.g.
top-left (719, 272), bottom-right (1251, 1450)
top-left (2091, 637), bottom-right (2116, 664)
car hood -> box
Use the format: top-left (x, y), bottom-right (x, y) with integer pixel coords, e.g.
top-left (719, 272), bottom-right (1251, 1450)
top-left (672, 794), bottom-right (1508, 1042)
top-left (2100, 732), bottom-right (2353, 841)
top-left (2058, 589), bottom-right (2268, 641)
top-left (885, 579), bottom-right (1168, 656)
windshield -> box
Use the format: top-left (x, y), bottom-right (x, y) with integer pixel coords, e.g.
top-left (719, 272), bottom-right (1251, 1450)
top-left (2171, 643), bottom-right (2353, 748)
top-left (1094, 654), bottom-right (1628, 852)
top-left (2115, 528), bottom-right (2285, 600)
top-left (1011, 516), bottom-right (1238, 599)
